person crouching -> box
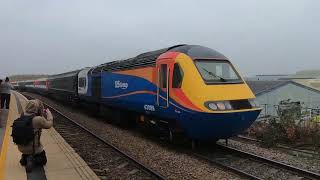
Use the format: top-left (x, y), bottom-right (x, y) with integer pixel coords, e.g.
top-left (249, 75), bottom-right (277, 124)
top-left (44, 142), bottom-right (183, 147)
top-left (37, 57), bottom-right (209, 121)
top-left (12, 99), bottom-right (53, 172)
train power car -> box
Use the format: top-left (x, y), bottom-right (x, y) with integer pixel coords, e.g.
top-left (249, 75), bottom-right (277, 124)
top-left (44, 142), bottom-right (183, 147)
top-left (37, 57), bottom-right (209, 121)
top-left (76, 44), bottom-right (261, 143)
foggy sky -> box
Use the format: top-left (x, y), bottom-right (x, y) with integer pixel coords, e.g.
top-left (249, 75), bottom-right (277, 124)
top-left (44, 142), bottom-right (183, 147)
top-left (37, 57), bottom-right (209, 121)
top-left (1, 0), bottom-right (319, 78)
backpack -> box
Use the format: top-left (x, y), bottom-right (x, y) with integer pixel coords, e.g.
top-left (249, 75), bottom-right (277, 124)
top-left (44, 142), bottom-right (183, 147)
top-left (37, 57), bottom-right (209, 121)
top-left (11, 115), bottom-right (36, 146)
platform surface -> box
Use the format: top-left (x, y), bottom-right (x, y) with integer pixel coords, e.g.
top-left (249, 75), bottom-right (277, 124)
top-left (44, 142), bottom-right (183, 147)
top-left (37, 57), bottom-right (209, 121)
top-left (0, 109), bottom-right (9, 152)
top-left (0, 92), bottom-right (99, 180)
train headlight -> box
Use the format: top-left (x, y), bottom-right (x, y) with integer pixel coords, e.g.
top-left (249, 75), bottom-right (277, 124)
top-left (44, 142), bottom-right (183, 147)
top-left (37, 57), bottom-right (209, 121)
top-left (249, 99), bottom-right (259, 108)
top-left (208, 103), bottom-right (218, 110)
top-left (224, 101), bottom-right (232, 110)
top-left (216, 102), bottom-right (226, 110)
top-left (205, 101), bottom-right (233, 111)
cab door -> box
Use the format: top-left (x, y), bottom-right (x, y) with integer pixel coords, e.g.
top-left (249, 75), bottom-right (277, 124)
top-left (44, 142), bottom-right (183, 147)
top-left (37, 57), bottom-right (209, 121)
top-left (92, 76), bottom-right (101, 99)
top-left (156, 61), bottom-right (170, 108)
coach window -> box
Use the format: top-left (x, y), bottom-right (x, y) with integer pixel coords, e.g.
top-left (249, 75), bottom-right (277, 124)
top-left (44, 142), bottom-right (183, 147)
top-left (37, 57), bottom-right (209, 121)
top-left (172, 63), bottom-right (184, 88)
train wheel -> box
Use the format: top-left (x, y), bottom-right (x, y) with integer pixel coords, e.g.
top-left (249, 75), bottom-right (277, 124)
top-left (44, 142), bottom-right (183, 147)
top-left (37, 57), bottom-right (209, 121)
top-left (112, 110), bottom-right (122, 125)
top-left (169, 129), bottom-right (174, 143)
top-left (168, 128), bottom-right (186, 145)
top-left (111, 110), bottom-right (135, 128)
top-left (191, 139), bottom-right (198, 150)
top-left (99, 105), bottom-right (113, 121)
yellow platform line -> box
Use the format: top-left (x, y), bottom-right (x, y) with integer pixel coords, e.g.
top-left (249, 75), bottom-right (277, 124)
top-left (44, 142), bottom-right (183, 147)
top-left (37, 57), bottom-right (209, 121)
top-left (0, 95), bottom-right (16, 180)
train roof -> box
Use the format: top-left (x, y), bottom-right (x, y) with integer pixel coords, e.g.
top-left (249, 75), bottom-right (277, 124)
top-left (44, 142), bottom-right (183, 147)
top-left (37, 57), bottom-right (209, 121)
top-left (34, 78), bottom-right (48, 81)
top-left (168, 45), bottom-right (227, 60)
top-left (18, 80), bottom-right (34, 83)
top-left (91, 45), bottom-right (227, 73)
top-left (48, 69), bottom-right (81, 79)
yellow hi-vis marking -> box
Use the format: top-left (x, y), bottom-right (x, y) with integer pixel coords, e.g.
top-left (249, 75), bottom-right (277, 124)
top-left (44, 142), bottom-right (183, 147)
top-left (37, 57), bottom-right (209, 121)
top-left (0, 95), bottom-right (16, 180)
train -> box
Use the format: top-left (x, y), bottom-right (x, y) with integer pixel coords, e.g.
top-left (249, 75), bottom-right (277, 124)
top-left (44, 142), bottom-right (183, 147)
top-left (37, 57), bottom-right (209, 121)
top-left (16, 44), bottom-right (261, 144)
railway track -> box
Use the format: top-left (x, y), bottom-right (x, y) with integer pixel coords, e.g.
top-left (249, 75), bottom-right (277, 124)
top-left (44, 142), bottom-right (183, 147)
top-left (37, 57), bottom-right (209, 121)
top-left (25, 95), bottom-right (165, 180)
top-left (234, 135), bottom-right (320, 158)
top-left (24, 93), bottom-right (320, 179)
top-left (195, 144), bottom-right (320, 180)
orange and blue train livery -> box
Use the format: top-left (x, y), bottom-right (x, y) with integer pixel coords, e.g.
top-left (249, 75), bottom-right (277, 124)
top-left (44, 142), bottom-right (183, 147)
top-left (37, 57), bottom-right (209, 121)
top-left (84, 45), bottom-right (261, 141)
top-left (18, 44), bottom-right (261, 142)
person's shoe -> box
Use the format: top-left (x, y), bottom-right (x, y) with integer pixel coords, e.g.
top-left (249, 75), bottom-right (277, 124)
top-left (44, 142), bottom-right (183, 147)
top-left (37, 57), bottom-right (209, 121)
top-left (25, 156), bottom-right (33, 173)
top-left (19, 157), bottom-right (26, 166)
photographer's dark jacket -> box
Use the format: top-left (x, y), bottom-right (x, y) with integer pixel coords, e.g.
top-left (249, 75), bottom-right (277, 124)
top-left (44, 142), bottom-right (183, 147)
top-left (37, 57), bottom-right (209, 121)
top-left (17, 100), bottom-right (53, 155)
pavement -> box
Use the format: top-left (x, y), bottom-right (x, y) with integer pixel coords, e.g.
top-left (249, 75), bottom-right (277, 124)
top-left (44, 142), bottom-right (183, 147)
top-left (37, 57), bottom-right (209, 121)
top-left (0, 109), bottom-right (9, 153)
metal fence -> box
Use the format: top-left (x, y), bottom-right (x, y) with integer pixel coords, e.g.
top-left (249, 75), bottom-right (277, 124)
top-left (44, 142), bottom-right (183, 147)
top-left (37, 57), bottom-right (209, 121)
top-left (258, 103), bottom-right (320, 122)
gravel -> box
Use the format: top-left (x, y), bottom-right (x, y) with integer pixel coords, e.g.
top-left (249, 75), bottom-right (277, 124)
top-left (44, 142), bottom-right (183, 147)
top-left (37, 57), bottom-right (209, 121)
top-left (52, 110), bottom-right (157, 179)
top-left (23, 92), bottom-right (239, 180)
top-left (217, 139), bottom-right (320, 174)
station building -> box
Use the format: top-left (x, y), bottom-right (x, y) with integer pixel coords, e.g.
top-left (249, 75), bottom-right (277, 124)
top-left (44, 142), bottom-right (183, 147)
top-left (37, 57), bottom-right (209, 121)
top-left (246, 69), bottom-right (320, 117)
top-left (247, 80), bottom-right (320, 117)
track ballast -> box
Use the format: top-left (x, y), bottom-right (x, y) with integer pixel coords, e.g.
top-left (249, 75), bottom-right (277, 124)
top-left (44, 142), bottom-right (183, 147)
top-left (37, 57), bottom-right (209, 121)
top-left (195, 144), bottom-right (320, 180)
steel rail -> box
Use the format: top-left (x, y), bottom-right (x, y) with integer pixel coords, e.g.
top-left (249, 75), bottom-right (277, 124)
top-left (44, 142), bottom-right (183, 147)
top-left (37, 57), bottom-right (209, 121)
top-left (193, 153), bottom-right (262, 180)
top-left (234, 135), bottom-right (320, 158)
top-left (216, 144), bottom-right (320, 180)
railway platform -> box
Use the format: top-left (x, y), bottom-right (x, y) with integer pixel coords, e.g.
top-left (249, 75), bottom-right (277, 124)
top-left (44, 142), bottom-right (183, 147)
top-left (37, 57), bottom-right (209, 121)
top-left (0, 91), bottom-right (99, 180)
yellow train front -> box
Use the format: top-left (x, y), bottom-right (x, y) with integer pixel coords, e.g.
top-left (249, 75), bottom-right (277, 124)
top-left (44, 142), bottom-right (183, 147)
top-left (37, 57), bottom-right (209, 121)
top-left (154, 45), bottom-right (262, 141)
top-left (90, 45), bottom-right (261, 142)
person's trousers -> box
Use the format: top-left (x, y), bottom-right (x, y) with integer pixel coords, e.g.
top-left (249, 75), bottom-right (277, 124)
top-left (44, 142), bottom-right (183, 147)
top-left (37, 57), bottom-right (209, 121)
top-left (0, 93), bottom-right (10, 109)
top-left (20, 150), bottom-right (47, 166)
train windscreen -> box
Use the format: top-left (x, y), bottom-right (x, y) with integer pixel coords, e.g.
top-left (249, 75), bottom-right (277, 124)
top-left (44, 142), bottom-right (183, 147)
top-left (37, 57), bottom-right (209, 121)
top-left (194, 60), bottom-right (243, 84)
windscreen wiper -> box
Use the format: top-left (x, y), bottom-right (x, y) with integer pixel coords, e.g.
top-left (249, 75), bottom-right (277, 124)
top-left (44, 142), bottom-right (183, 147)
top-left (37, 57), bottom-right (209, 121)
top-left (201, 67), bottom-right (227, 82)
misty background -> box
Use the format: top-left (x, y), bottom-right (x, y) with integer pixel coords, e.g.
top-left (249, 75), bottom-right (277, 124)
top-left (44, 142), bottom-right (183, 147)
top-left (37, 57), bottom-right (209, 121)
top-left (0, 0), bottom-right (319, 78)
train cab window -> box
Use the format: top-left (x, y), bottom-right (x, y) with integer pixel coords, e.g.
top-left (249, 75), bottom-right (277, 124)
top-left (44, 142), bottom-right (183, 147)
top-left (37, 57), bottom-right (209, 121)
top-left (160, 64), bottom-right (167, 88)
top-left (79, 78), bottom-right (86, 88)
top-left (195, 60), bottom-right (243, 84)
top-left (172, 63), bottom-right (184, 88)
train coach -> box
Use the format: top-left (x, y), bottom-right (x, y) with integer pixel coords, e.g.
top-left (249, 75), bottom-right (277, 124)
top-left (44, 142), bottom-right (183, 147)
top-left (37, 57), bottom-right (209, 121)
top-left (19, 44), bottom-right (261, 144)
top-left (34, 78), bottom-right (49, 95)
top-left (47, 70), bottom-right (80, 102)
top-left (16, 79), bottom-right (48, 94)
top-left (24, 80), bottom-right (35, 92)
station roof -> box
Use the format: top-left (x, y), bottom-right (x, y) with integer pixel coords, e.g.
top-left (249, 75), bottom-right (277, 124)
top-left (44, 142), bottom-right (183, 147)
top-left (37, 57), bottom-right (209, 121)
top-left (293, 79), bottom-right (320, 91)
top-left (247, 80), bottom-right (320, 96)
top-left (246, 80), bottom-right (289, 95)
